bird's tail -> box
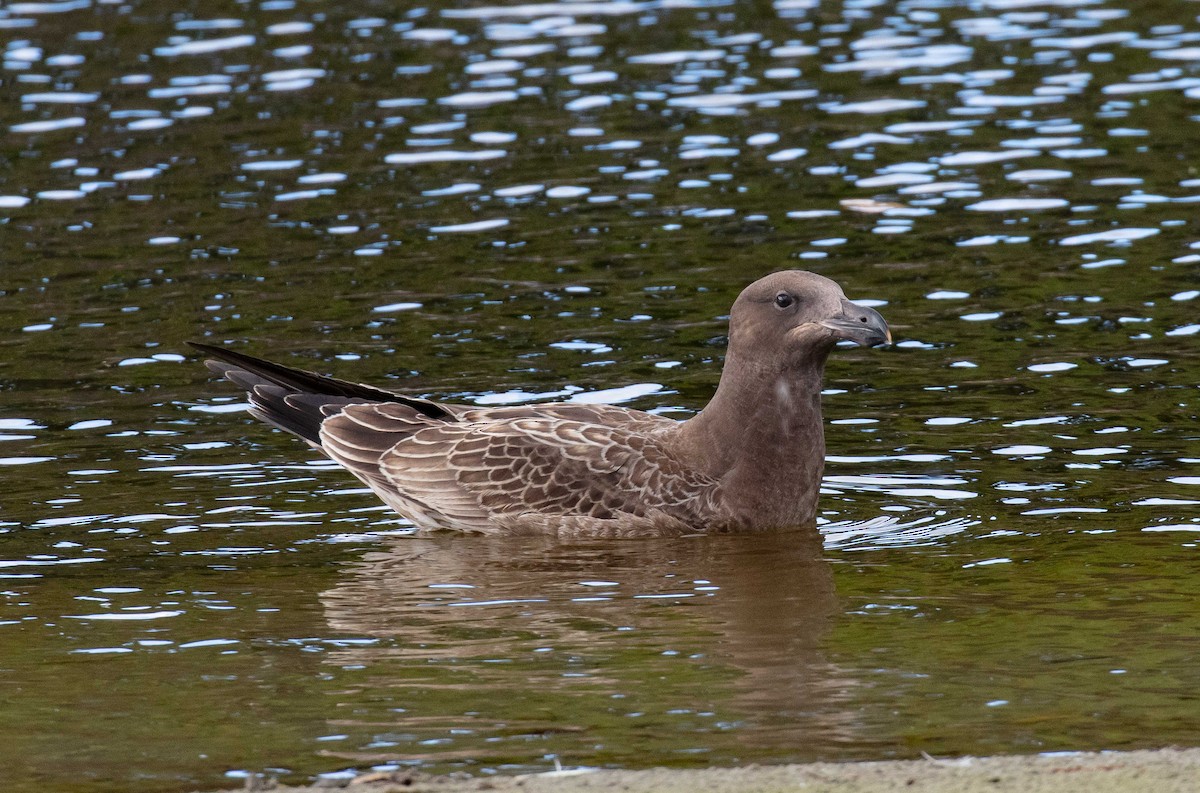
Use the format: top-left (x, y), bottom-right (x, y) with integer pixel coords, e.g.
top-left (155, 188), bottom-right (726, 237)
top-left (189, 342), bottom-right (453, 447)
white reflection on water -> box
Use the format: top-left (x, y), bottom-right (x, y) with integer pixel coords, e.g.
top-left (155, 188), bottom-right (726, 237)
top-left (822, 514), bottom-right (976, 550)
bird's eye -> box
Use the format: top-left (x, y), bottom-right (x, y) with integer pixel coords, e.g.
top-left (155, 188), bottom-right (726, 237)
top-left (774, 292), bottom-right (794, 309)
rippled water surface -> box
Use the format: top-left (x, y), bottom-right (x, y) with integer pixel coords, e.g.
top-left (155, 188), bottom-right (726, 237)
top-left (1, 0), bottom-right (1198, 789)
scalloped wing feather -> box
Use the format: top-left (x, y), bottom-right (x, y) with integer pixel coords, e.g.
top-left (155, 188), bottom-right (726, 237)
top-left (319, 409), bottom-right (721, 533)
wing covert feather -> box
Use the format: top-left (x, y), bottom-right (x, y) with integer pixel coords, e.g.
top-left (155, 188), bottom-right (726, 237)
top-left (376, 418), bottom-right (719, 529)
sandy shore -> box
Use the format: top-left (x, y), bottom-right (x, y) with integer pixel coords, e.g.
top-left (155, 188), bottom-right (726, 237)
top-left (229, 747), bottom-right (1200, 793)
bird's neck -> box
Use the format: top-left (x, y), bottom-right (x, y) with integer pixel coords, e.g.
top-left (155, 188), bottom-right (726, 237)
top-left (677, 350), bottom-right (829, 527)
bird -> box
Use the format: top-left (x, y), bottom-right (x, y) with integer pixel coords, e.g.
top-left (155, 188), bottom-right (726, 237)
top-left (190, 270), bottom-right (890, 537)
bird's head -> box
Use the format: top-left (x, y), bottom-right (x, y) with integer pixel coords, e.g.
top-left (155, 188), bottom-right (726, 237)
top-left (728, 270), bottom-right (891, 367)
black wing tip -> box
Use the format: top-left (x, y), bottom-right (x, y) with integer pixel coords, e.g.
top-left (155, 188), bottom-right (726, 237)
top-left (187, 339), bottom-right (455, 421)
top-left (187, 340), bottom-right (221, 354)
top-left (188, 340), bottom-right (253, 370)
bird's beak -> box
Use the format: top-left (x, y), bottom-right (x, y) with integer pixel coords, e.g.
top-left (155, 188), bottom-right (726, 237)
top-left (819, 298), bottom-right (891, 347)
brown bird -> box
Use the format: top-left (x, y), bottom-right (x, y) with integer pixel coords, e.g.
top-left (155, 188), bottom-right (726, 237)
top-left (190, 270), bottom-right (889, 537)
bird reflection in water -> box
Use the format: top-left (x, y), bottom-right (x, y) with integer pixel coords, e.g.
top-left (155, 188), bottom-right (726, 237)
top-left (316, 531), bottom-right (864, 766)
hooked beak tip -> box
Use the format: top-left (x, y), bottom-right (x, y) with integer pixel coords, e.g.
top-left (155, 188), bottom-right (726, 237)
top-left (820, 299), bottom-right (891, 348)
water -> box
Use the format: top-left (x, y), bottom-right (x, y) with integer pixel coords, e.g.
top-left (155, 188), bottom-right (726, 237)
top-left (1, 0), bottom-right (1198, 789)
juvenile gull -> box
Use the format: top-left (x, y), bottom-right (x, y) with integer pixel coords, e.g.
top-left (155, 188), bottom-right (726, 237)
top-left (190, 270), bottom-right (889, 537)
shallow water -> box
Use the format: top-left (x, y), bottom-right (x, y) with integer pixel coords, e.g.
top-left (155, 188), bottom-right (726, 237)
top-left (1, 0), bottom-right (1198, 789)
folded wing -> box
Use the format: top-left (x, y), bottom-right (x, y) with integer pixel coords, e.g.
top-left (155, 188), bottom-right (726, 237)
top-left (319, 407), bottom-right (720, 534)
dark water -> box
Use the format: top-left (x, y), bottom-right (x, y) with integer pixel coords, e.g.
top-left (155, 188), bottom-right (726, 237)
top-left (1, 0), bottom-right (1198, 789)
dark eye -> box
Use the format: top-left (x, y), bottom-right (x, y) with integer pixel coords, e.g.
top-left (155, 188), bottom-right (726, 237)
top-left (774, 292), bottom-right (794, 309)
